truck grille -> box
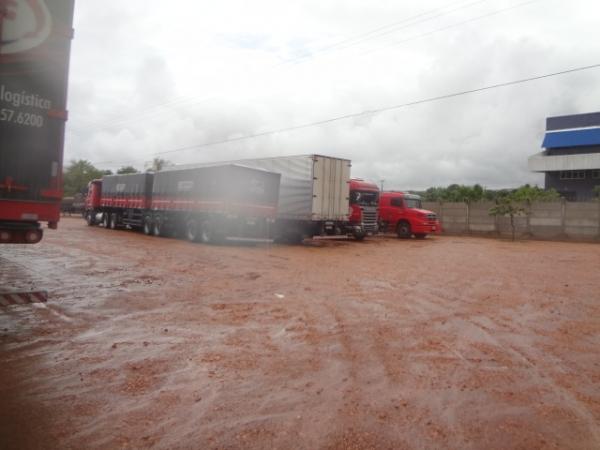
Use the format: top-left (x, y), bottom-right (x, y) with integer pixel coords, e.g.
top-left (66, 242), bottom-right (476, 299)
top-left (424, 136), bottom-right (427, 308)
top-left (426, 213), bottom-right (437, 221)
top-left (362, 207), bottom-right (378, 232)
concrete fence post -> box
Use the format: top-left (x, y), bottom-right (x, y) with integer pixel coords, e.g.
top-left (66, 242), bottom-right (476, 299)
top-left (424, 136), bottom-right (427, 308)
top-left (466, 201), bottom-right (470, 234)
top-left (561, 198), bottom-right (567, 235)
top-left (494, 207), bottom-right (499, 235)
top-left (526, 201), bottom-right (532, 236)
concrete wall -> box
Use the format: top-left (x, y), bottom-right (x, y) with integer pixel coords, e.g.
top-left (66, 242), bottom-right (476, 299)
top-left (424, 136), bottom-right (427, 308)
top-left (422, 200), bottom-right (600, 241)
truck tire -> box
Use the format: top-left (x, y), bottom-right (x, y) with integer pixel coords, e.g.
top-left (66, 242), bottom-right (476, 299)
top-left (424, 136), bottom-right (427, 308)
top-left (200, 220), bottom-right (223, 245)
top-left (103, 213), bottom-right (111, 228)
top-left (396, 221), bottom-right (411, 239)
top-left (414, 233), bottom-right (427, 239)
top-left (86, 211), bottom-right (95, 226)
top-left (143, 216), bottom-right (152, 235)
top-left (153, 219), bottom-right (164, 237)
top-left (353, 230), bottom-right (366, 241)
top-left (186, 219), bottom-right (200, 242)
top-left (109, 213), bottom-right (118, 230)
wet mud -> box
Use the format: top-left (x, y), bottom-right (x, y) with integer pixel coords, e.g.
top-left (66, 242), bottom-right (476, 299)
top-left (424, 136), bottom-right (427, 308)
top-left (1, 218), bottom-right (599, 449)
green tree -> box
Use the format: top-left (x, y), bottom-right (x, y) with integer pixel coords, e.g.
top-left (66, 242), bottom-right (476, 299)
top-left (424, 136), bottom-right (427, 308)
top-left (423, 184), bottom-right (489, 202)
top-left (63, 160), bottom-right (105, 196)
top-left (117, 165), bottom-right (139, 174)
top-left (422, 184), bottom-right (560, 203)
top-left (489, 197), bottom-right (526, 241)
top-left (510, 184), bottom-right (560, 202)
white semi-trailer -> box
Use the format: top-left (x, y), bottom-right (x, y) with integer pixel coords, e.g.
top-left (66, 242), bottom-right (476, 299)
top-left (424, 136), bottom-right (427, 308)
top-left (168, 155), bottom-right (357, 242)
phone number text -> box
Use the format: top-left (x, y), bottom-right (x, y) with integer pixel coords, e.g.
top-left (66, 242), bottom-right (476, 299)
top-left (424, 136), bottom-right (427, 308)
top-left (0, 108), bottom-right (44, 128)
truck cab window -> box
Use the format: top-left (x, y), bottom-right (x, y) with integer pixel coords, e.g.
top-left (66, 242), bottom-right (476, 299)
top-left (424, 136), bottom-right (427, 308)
top-left (404, 198), bottom-right (422, 209)
top-left (351, 191), bottom-right (379, 206)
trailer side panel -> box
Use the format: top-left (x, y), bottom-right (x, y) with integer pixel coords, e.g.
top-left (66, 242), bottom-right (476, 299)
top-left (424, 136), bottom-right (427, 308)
top-left (0, 0), bottom-right (75, 238)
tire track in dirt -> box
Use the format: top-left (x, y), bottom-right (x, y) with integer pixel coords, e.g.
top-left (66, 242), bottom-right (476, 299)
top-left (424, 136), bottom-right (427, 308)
top-left (466, 317), bottom-right (600, 445)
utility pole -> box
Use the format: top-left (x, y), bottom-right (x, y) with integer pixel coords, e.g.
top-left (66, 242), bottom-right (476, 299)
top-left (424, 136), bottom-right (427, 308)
top-left (380, 180), bottom-right (384, 191)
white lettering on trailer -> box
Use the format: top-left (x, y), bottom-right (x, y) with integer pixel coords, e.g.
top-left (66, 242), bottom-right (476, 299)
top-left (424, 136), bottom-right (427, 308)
top-left (177, 181), bottom-right (194, 191)
top-left (0, 85), bottom-right (52, 110)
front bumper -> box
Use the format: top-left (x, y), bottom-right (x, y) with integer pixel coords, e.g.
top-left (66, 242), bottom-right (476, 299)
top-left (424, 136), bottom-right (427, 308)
top-left (412, 221), bottom-right (441, 234)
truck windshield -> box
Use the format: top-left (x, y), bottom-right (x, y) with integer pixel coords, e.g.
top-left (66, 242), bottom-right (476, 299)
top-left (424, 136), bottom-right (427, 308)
top-left (405, 198), bottom-right (422, 209)
top-left (350, 191), bottom-right (379, 206)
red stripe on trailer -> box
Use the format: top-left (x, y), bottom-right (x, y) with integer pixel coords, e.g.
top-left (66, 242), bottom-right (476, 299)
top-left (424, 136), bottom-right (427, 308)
top-left (100, 196), bottom-right (151, 210)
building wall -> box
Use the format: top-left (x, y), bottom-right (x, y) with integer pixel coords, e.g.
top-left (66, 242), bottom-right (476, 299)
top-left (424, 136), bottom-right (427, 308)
top-left (545, 171), bottom-right (600, 201)
top-left (531, 112), bottom-right (600, 201)
top-left (546, 145), bottom-right (600, 156)
top-left (547, 112), bottom-right (600, 130)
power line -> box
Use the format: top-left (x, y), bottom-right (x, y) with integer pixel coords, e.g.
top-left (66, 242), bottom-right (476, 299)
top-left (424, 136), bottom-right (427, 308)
top-left (278, 0), bottom-right (494, 65)
top-left (93, 62), bottom-right (600, 166)
top-left (66, 0), bottom-right (522, 138)
top-left (77, 0), bottom-right (501, 132)
top-left (361, 0), bottom-right (542, 56)
top-left (91, 0), bottom-right (541, 134)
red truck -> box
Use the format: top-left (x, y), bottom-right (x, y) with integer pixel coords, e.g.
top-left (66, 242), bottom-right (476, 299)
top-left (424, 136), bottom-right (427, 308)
top-left (0, 0), bottom-right (75, 244)
top-left (348, 178), bottom-right (379, 240)
top-left (378, 191), bottom-right (440, 239)
top-left (85, 165), bottom-right (281, 243)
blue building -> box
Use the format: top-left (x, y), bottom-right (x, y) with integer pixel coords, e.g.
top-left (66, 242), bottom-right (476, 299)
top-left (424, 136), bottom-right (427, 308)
top-left (529, 112), bottom-right (600, 201)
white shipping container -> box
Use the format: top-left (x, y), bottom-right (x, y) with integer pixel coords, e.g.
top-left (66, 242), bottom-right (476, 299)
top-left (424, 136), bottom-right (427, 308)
top-left (168, 155), bottom-right (351, 222)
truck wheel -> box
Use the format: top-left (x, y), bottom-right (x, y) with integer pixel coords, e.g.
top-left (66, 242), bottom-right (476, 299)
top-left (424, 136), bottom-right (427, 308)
top-left (109, 213), bottom-right (118, 229)
top-left (143, 217), bottom-right (152, 235)
top-left (186, 220), bottom-right (199, 242)
top-left (86, 211), bottom-right (95, 226)
top-left (414, 233), bottom-right (427, 239)
top-left (396, 221), bottom-right (411, 239)
top-left (200, 220), bottom-right (223, 245)
top-left (103, 213), bottom-right (111, 228)
top-left (353, 230), bottom-right (366, 241)
top-left (153, 220), bottom-right (164, 237)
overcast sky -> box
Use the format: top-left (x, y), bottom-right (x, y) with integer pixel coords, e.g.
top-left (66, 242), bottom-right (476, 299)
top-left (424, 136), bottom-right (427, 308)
top-left (65, 0), bottom-right (600, 190)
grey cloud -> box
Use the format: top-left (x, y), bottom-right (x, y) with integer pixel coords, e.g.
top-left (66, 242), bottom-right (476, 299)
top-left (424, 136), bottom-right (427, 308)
top-left (64, 0), bottom-right (597, 190)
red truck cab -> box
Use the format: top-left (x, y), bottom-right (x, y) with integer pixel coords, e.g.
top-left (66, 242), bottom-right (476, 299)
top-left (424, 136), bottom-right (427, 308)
top-left (348, 179), bottom-right (379, 240)
top-left (379, 192), bottom-right (440, 239)
top-left (84, 180), bottom-right (102, 225)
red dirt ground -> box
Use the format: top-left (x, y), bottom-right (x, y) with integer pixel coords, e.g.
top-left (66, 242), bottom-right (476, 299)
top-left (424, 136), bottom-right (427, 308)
top-left (1, 217), bottom-right (599, 449)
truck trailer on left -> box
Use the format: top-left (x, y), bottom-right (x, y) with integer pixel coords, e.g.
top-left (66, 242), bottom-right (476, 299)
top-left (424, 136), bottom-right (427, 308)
top-left (0, 0), bottom-right (75, 244)
top-left (85, 165), bottom-right (281, 244)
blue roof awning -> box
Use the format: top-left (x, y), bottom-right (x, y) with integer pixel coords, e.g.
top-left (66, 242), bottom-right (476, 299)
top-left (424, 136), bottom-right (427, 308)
top-left (542, 128), bottom-right (600, 148)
